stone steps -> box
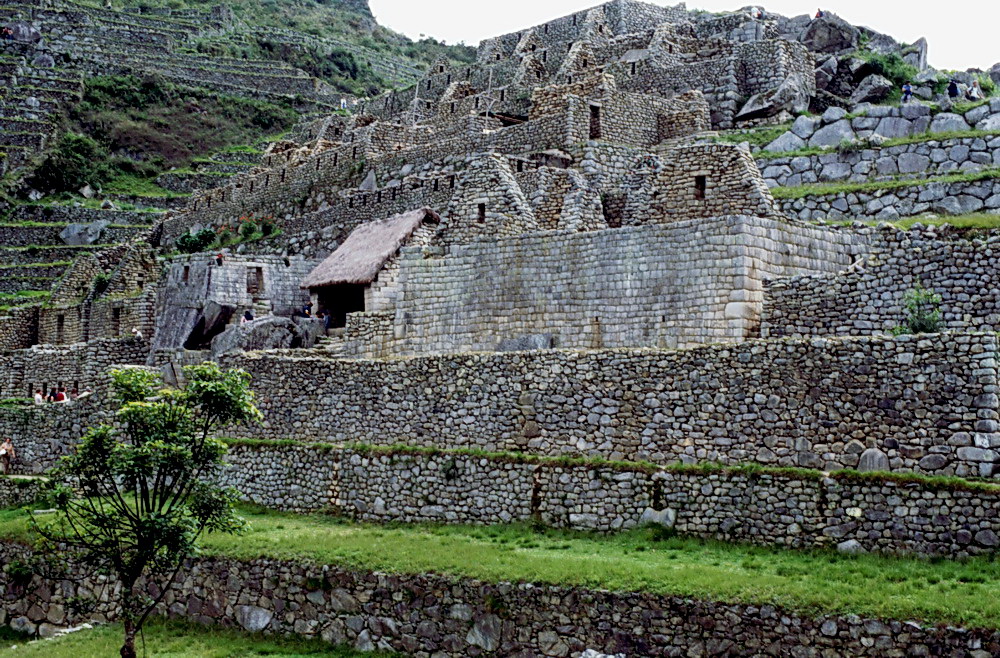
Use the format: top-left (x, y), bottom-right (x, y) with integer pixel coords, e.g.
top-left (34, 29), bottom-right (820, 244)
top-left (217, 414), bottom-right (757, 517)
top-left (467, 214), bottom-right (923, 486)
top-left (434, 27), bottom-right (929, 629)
top-left (0, 116), bottom-right (55, 133)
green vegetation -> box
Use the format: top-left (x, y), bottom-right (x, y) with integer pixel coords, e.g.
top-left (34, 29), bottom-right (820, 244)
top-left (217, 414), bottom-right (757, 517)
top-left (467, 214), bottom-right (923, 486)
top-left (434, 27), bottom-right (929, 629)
top-left (856, 50), bottom-right (918, 90)
top-left (892, 284), bottom-right (943, 335)
top-left (29, 75), bottom-right (297, 196)
top-left (772, 167), bottom-right (1000, 199)
top-left (0, 618), bottom-right (392, 657)
top-left (5, 504), bottom-right (1000, 627)
top-left (716, 122), bottom-right (791, 148)
top-left (35, 365), bottom-right (261, 658)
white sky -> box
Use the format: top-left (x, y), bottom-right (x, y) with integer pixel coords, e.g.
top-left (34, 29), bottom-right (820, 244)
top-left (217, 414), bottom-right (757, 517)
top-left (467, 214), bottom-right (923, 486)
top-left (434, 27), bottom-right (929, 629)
top-left (368, 0), bottom-right (1000, 72)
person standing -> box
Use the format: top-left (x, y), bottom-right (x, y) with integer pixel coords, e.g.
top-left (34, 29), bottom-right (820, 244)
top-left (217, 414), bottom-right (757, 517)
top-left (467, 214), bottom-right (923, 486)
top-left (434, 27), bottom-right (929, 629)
top-left (0, 438), bottom-right (15, 475)
top-left (33, 389), bottom-right (44, 405)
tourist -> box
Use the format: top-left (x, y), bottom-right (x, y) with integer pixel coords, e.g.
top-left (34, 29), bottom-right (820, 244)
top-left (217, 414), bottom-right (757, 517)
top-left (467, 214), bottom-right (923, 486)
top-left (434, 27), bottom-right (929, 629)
top-left (901, 82), bottom-right (913, 103)
top-left (302, 302), bottom-right (313, 318)
top-left (947, 79), bottom-right (960, 100)
top-left (241, 310), bottom-right (254, 325)
top-left (70, 388), bottom-right (80, 401)
top-left (0, 438), bottom-right (15, 475)
top-left (317, 309), bottom-right (331, 334)
top-left (750, 7), bottom-right (762, 19)
top-left (131, 327), bottom-right (144, 341)
top-left (967, 80), bottom-right (984, 101)
top-left (814, 8), bottom-right (824, 19)
top-left (216, 253), bottom-right (225, 266)
top-left (46, 389), bottom-right (56, 403)
top-left (76, 389), bottom-right (94, 402)
top-left (33, 389), bottom-right (44, 405)
top-left (54, 387), bottom-right (67, 403)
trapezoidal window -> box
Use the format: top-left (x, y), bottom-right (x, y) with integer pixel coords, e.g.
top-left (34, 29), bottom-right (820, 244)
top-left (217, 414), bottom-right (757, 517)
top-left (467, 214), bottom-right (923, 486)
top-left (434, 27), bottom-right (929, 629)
top-left (630, 61), bottom-right (637, 75)
top-left (111, 307), bottom-right (121, 336)
top-left (589, 105), bottom-right (602, 140)
top-left (247, 267), bottom-right (264, 296)
top-left (477, 203), bottom-right (486, 223)
top-left (694, 175), bottom-right (707, 200)
top-left (182, 265), bottom-right (190, 284)
top-left (56, 314), bottom-right (65, 343)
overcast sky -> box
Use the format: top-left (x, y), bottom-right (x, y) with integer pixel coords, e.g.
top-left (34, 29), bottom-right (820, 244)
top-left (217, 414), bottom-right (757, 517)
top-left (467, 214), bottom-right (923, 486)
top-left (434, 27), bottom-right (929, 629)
top-left (368, 0), bottom-right (1000, 72)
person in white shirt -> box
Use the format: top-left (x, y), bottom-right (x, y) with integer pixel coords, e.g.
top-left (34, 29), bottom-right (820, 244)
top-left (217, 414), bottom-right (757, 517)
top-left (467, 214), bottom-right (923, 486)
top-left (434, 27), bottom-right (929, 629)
top-left (33, 389), bottom-right (44, 405)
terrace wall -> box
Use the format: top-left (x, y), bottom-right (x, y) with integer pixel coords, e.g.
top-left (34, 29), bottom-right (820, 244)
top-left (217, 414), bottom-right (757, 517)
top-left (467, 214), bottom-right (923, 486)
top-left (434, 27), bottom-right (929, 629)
top-left (222, 332), bottom-right (1000, 479)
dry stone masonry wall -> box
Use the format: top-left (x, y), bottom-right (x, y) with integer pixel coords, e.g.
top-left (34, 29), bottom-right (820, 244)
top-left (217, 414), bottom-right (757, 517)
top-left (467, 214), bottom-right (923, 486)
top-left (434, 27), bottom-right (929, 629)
top-left (763, 225), bottom-right (1000, 338)
top-left (222, 442), bottom-right (1000, 557)
top-left (223, 333), bottom-right (1000, 479)
top-left (2, 541), bottom-right (1000, 657)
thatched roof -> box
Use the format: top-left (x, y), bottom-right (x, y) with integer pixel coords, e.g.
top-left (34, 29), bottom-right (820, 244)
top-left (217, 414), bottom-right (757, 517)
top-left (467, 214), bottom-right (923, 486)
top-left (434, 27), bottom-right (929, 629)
top-left (300, 208), bottom-right (440, 289)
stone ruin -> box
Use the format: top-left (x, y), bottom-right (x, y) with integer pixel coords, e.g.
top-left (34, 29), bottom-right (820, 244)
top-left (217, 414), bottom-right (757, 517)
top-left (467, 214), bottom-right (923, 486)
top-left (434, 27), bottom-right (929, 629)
top-left (2, 1), bottom-right (1000, 654)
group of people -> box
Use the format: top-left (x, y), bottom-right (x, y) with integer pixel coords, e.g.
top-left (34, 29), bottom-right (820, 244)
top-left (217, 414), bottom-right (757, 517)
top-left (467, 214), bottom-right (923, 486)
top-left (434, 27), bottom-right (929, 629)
top-left (299, 302), bottom-right (333, 332)
top-left (903, 79), bottom-right (985, 104)
top-left (33, 387), bottom-right (92, 405)
top-left (1, 26), bottom-right (15, 40)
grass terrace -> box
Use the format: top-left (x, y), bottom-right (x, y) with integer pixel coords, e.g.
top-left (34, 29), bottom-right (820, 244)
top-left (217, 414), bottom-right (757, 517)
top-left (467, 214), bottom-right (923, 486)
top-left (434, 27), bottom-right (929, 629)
top-left (2, 505), bottom-right (1000, 627)
top-left (824, 212), bottom-right (1000, 230)
top-left (772, 166), bottom-right (1000, 199)
top-left (0, 618), bottom-right (392, 657)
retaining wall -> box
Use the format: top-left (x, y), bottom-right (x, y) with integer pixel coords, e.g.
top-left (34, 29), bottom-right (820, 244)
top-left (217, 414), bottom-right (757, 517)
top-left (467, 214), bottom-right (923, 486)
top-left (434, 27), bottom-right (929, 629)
top-left (763, 225), bottom-right (1000, 337)
top-left (2, 541), bottom-right (999, 656)
top-left (222, 332), bottom-right (1000, 478)
top-left (222, 442), bottom-right (1000, 557)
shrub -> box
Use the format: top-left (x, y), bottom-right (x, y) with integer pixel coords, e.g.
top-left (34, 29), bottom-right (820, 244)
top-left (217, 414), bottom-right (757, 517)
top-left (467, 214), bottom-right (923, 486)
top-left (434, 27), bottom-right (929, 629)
top-left (858, 51), bottom-right (919, 88)
top-left (175, 228), bottom-right (217, 254)
top-left (29, 133), bottom-right (114, 192)
top-left (893, 284), bottom-right (943, 335)
top-left (91, 273), bottom-right (110, 296)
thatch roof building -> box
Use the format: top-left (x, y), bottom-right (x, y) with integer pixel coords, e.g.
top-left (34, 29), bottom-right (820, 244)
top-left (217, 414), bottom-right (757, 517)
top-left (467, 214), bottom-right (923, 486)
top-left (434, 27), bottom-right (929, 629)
top-left (300, 208), bottom-right (440, 289)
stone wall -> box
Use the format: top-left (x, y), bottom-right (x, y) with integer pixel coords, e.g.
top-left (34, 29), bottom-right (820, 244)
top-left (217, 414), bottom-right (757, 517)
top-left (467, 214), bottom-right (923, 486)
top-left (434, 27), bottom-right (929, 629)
top-left (0, 337), bottom-right (148, 400)
top-left (386, 216), bottom-right (858, 354)
top-left (765, 99), bottom-right (1000, 153)
top-left (760, 134), bottom-right (1000, 188)
top-left (763, 224), bottom-right (1000, 338)
top-left (222, 332), bottom-right (1000, 478)
top-left (222, 442), bottom-right (1000, 557)
top-left (3, 541), bottom-right (999, 656)
top-left (0, 402), bottom-right (101, 475)
top-left (779, 176), bottom-right (1000, 221)
top-left (0, 476), bottom-right (44, 508)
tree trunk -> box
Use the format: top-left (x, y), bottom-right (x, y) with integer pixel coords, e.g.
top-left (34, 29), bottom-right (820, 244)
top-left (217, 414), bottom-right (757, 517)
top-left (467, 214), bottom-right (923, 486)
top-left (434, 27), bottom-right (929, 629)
top-left (120, 617), bottom-right (137, 658)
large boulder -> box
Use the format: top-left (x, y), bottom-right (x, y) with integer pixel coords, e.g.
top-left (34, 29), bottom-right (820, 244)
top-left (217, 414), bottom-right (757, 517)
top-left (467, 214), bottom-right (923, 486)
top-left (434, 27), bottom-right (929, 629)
top-left (929, 112), bottom-right (970, 134)
top-left (3, 21), bottom-right (41, 43)
top-left (850, 74), bottom-right (894, 105)
top-left (210, 316), bottom-right (306, 358)
top-left (801, 14), bottom-right (860, 54)
top-left (809, 119), bottom-right (855, 147)
top-left (60, 219), bottom-right (109, 245)
top-left (765, 131), bottom-right (806, 153)
top-left (815, 56), bottom-right (838, 91)
top-left (735, 73), bottom-right (812, 122)
top-left (903, 37), bottom-right (929, 71)
top-left (990, 63), bottom-right (1000, 86)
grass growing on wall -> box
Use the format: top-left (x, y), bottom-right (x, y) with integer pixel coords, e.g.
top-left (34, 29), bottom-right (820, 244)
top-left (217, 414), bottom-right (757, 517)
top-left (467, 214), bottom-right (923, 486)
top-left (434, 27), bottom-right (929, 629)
top-left (827, 213), bottom-right (1000, 230)
top-left (3, 506), bottom-right (1000, 627)
top-left (0, 618), bottom-right (394, 657)
top-left (772, 167), bottom-right (1000, 199)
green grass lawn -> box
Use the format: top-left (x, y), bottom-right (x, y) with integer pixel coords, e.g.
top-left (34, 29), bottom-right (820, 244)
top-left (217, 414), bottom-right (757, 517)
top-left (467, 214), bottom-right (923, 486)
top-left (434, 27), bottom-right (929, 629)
top-left (3, 506), bottom-right (999, 628)
top-left (0, 618), bottom-right (392, 657)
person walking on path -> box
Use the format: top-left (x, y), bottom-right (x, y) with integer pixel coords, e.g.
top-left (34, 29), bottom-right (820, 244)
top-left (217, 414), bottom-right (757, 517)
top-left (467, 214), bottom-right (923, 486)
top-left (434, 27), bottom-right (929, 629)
top-left (0, 438), bottom-right (16, 475)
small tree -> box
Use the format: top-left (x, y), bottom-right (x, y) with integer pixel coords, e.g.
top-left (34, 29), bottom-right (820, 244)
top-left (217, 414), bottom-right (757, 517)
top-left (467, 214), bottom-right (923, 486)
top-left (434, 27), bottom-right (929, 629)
top-left (893, 284), bottom-right (943, 335)
top-left (34, 363), bottom-right (261, 658)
